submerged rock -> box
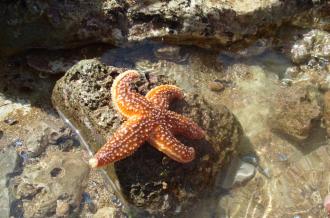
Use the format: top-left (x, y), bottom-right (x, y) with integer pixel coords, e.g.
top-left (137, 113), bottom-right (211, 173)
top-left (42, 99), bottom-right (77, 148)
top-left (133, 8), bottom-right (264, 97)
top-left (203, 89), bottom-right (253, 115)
top-left (0, 146), bottom-right (20, 218)
top-left (290, 29), bottom-right (330, 64)
top-left (323, 91), bottom-right (330, 137)
top-left (221, 157), bottom-right (256, 189)
top-left (268, 85), bottom-right (320, 141)
top-left (52, 59), bottom-right (242, 215)
top-left (12, 150), bottom-right (90, 218)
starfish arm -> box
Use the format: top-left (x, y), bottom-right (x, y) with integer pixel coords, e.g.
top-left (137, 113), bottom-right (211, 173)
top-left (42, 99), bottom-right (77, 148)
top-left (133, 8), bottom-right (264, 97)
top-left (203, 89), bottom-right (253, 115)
top-left (148, 126), bottom-right (195, 163)
top-left (166, 111), bottom-right (205, 140)
top-left (145, 85), bottom-right (183, 109)
top-left (89, 116), bottom-right (155, 168)
top-left (111, 70), bottom-right (152, 117)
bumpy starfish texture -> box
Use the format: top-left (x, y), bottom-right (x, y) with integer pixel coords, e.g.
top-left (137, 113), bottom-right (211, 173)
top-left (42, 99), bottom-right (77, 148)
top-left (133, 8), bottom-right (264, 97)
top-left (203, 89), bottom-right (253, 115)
top-left (89, 70), bottom-right (205, 168)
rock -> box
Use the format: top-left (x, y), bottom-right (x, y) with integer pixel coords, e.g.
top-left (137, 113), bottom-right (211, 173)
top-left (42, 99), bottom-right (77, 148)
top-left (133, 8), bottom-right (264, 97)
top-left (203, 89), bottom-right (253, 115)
top-left (0, 0), bottom-right (126, 56)
top-left (0, 0), bottom-right (324, 56)
top-left (323, 91), bottom-right (330, 136)
top-left (52, 59), bottom-right (242, 215)
top-left (268, 85), bottom-right (320, 141)
top-left (208, 81), bottom-right (224, 92)
top-left (3, 118), bottom-right (18, 125)
top-left (0, 146), bottom-right (20, 218)
top-left (93, 206), bottom-right (117, 218)
top-left (56, 200), bottom-right (70, 217)
top-left (13, 150), bottom-right (90, 218)
top-left (26, 121), bottom-right (75, 157)
top-left (291, 3), bottom-right (330, 32)
top-left (128, 0), bottom-right (323, 49)
top-left (221, 157), bottom-right (256, 189)
top-left (290, 29), bottom-right (330, 64)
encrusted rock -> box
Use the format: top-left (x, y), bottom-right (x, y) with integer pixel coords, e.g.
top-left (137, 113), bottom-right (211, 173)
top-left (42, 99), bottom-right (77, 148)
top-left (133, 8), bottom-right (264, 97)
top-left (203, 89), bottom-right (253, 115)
top-left (0, 0), bottom-right (324, 56)
top-left (290, 29), bottom-right (330, 64)
top-left (13, 150), bottom-right (90, 218)
top-left (52, 59), bottom-right (242, 215)
top-left (268, 85), bottom-right (321, 140)
top-left (93, 206), bottom-right (117, 218)
top-left (0, 146), bottom-right (20, 218)
top-left (323, 91), bottom-right (330, 136)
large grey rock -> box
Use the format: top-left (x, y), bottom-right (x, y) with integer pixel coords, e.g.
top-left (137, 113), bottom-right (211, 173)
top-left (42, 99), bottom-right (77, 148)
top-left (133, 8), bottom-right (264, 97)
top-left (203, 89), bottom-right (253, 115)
top-left (0, 146), bottom-right (20, 218)
top-left (0, 0), bottom-right (324, 56)
top-left (52, 59), bottom-right (242, 215)
top-left (12, 150), bottom-right (90, 218)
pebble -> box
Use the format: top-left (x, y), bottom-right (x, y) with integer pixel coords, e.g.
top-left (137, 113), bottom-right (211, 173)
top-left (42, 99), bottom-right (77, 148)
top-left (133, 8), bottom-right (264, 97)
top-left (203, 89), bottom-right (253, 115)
top-left (4, 118), bottom-right (18, 125)
top-left (222, 157), bottom-right (256, 189)
top-left (56, 200), bottom-right (70, 217)
top-left (208, 81), bottom-right (224, 92)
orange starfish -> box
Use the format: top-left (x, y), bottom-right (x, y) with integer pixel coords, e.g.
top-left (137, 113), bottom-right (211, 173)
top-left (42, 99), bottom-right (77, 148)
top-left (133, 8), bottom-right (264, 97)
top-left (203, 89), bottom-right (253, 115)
top-left (89, 70), bottom-right (205, 168)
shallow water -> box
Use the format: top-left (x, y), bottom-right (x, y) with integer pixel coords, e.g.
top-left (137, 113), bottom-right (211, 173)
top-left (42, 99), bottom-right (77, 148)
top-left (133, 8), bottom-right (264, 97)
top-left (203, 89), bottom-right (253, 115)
top-left (1, 37), bottom-right (329, 217)
top-left (98, 42), bottom-right (330, 217)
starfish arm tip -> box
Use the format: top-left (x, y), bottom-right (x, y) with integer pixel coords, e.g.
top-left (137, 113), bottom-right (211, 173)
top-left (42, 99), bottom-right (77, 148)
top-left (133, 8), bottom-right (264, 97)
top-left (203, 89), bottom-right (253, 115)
top-left (89, 158), bottom-right (99, 168)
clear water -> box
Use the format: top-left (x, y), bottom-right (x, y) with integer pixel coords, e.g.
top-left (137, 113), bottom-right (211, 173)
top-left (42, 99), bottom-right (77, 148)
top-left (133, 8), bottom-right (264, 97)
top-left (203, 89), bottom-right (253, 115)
top-left (1, 39), bottom-right (329, 217)
top-left (98, 42), bottom-right (330, 217)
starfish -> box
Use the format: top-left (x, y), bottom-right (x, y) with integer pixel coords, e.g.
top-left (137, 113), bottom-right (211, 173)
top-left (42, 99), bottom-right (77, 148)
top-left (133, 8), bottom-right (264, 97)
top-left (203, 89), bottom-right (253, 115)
top-left (89, 70), bottom-right (205, 168)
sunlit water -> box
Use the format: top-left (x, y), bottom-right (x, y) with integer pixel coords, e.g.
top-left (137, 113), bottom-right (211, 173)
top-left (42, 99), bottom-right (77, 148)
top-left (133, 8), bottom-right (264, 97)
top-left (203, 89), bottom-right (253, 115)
top-left (95, 42), bottom-right (329, 217)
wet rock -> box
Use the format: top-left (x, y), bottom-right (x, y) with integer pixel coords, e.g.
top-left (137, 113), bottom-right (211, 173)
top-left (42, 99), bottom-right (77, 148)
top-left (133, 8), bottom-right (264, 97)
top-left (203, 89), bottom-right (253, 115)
top-left (13, 150), bottom-right (90, 218)
top-left (323, 91), bottom-right (330, 136)
top-left (3, 118), bottom-right (18, 125)
top-left (128, 1), bottom-right (322, 48)
top-left (93, 206), bottom-right (117, 218)
top-left (221, 157), bottom-right (256, 189)
top-left (52, 59), bottom-right (242, 215)
top-left (26, 121), bottom-right (74, 157)
top-left (291, 4), bottom-right (330, 32)
top-left (0, 0), bottom-right (324, 56)
top-left (55, 200), bottom-right (70, 217)
top-left (268, 85), bottom-right (321, 140)
top-left (0, 146), bottom-right (20, 218)
top-left (208, 81), bottom-right (224, 92)
top-left (0, 0), bottom-right (126, 56)
top-left (290, 30), bottom-right (330, 64)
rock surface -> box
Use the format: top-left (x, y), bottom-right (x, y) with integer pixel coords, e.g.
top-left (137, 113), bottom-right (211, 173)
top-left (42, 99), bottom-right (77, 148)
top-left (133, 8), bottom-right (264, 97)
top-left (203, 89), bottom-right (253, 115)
top-left (268, 85), bottom-right (320, 141)
top-left (324, 91), bottom-right (330, 137)
top-left (290, 29), bottom-right (330, 64)
top-left (0, 0), bottom-right (324, 56)
top-left (52, 59), bottom-right (242, 215)
top-left (12, 150), bottom-right (90, 218)
top-left (0, 146), bottom-right (20, 218)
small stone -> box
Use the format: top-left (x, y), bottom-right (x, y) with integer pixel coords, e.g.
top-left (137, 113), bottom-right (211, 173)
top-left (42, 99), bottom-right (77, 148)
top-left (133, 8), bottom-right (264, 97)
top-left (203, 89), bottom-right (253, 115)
top-left (208, 81), bottom-right (224, 92)
top-left (12, 138), bottom-right (23, 147)
top-left (0, 130), bottom-right (3, 139)
top-left (222, 157), bottom-right (256, 189)
top-left (93, 207), bottom-right (117, 218)
top-left (4, 118), bottom-right (18, 125)
top-left (56, 200), bottom-right (70, 217)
